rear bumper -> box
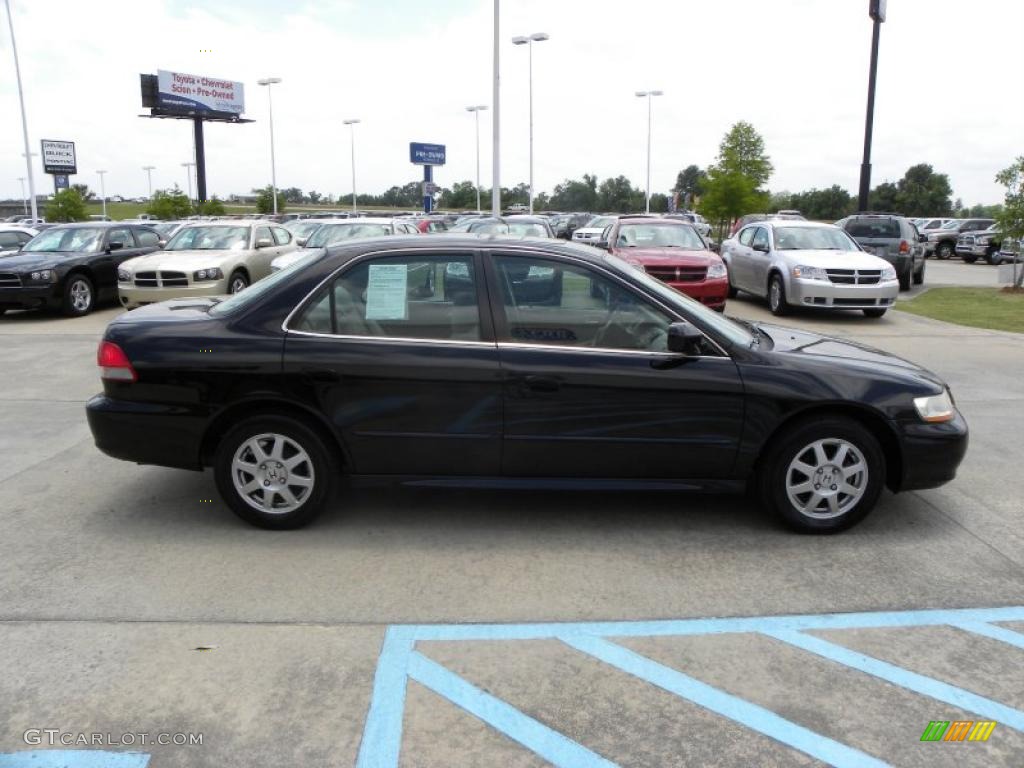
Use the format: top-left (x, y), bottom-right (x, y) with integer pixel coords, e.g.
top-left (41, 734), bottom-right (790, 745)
top-left (896, 410), bottom-right (969, 491)
top-left (86, 394), bottom-right (205, 470)
top-left (789, 278), bottom-right (899, 310)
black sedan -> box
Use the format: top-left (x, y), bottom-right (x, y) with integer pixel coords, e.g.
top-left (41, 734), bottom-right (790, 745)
top-left (85, 236), bottom-right (968, 532)
top-left (0, 223), bottom-right (162, 316)
top-left (448, 216), bottom-right (555, 238)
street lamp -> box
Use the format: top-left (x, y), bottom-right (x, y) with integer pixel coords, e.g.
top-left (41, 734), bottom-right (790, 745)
top-left (17, 176), bottom-right (27, 214)
top-left (257, 77), bottom-right (282, 215)
top-left (5, 0), bottom-right (38, 222)
top-left (511, 31), bottom-right (549, 214)
top-left (142, 165), bottom-right (155, 199)
top-left (858, 0), bottom-right (887, 211)
top-left (635, 90), bottom-right (663, 214)
top-left (96, 170), bottom-right (108, 219)
top-left (342, 118), bottom-right (360, 213)
top-left (465, 105), bottom-right (488, 213)
top-left (181, 162), bottom-right (195, 209)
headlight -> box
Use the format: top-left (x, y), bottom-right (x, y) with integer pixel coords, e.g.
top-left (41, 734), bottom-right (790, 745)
top-left (913, 390), bottom-right (955, 423)
top-left (792, 265), bottom-right (828, 281)
top-left (880, 265), bottom-right (897, 281)
top-left (25, 269), bottom-right (57, 284)
top-left (192, 268), bottom-right (224, 281)
top-left (976, 236), bottom-right (991, 245)
top-left (706, 261), bottom-right (727, 279)
top-left (117, 268), bottom-right (131, 283)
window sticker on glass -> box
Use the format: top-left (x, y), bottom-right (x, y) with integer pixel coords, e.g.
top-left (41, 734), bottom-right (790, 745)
top-left (365, 263), bottom-right (409, 320)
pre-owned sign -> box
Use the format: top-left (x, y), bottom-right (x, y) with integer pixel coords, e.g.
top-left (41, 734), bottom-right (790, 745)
top-left (410, 143), bottom-right (446, 165)
top-left (41, 140), bottom-right (77, 175)
top-left (157, 70), bottom-right (245, 115)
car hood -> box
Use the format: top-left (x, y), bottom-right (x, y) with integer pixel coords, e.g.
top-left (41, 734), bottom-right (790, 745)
top-left (615, 247), bottom-right (718, 266)
top-left (0, 251), bottom-right (82, 270)
top-left (573, 227), bottom-right (605, 236)
top-left (121, 249), bottom-right (247, 271)
top-left (778, 249), bottom-right (891, 269)
top-left (757, 323), bottom-right (945, 389)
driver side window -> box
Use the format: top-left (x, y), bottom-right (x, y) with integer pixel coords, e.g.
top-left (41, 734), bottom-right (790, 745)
top-left (493, 255), bottom-right (672, 352)
top-left (738, 227), bottom-right (755, 246)
top-left (751, 227), bottom-right (770, 251)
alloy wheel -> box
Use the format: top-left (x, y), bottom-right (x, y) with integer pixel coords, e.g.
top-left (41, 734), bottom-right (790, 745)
top-left (231, 432), bottom-right (315, 514)
top-left (785, 438), bottom-right (868, 520)
top-left (70, 279), bottom-right (92, 312)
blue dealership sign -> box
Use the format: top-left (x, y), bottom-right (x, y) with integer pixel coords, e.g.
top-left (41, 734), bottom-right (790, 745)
top-left (410, 142), bottom-right (446, 166)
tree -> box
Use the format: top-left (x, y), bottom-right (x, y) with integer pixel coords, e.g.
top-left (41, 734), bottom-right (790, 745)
top-left (648, 192), bottom-right (669, 214)
top-left (869, 181), bottom-right (900, 213)
top-left (673, 165), bottom-right (706, 207)
top-left (199, 197), bottom-right (226, 216)
top-left (698, 170), bottom-right (766, 239)
top-left (788, 186), bottom-right (855, 221)
top-left (255, 185), bottom-right (286, 214)
top-left (597, 175), bottom-right (641, 213)
top-left (147, 187), bottom-right (193, 219)
top-left (549, 174), bottom-right (598, 212)
top-left (307, 190), bottom-right (322, 205)
top-left (45, 188), bottom-right (88, 222)
top-left (995, 157), bottom-right (1024, 287)
top-left (895, 164), bottom-right (953, 216)
top-left (767, 191), bottom-right (792, 214)
top-left (70, 183), bottom-right (95, 201)
top-left (715, 121), bottom-right (773, 189)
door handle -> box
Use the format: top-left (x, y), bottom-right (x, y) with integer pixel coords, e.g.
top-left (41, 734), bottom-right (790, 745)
top-left (523, 375), bottom-right (560, 393)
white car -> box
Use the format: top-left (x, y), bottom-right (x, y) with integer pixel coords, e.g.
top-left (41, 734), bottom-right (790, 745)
top-left (720, 220), bottom-right (899, 318)
top-left (0, 225), bottom-right (38, 254)
top-left (117, 220), bottom-right (297, 309)
top-left (271, 218), bottom-right (418, 271)
top-left (571, 215), bottom-right (617, 245)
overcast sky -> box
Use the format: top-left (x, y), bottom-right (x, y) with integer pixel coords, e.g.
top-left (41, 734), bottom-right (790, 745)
top-left (2, 0), bottom-right (1021, 205)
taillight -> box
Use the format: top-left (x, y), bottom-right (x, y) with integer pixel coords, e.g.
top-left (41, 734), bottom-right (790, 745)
top-left (899, 240), bottom-right (909, 253)
top-left (97, 341), bottom-right (137, 382)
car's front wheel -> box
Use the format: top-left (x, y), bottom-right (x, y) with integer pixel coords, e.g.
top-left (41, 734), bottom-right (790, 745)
top-left (768, 273), bottom-right (789, 316)
top-left (62, 274), bottom-right (95, 317)
top-left (936, 242), bottom-right (954, 260)
top-left (228, 270), bottom-right (249, 294)
top-left (761, 416), bottom-right (885, 533)
top-left (986, 247), bottom-right (1001, 265)
top-left (214, 415), bottom-right (337, 529)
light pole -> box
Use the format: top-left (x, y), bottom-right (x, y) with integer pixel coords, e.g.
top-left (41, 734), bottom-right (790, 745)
top-left (181, 162), bottom-right (195, 209)
top-left (511, 31), bottom-right (549, 214)
top-left (491, 0), bottom-right (501, 216)
top-left (257, 77), bottom-right (282, 215)
top-left (5, 0), bottom-right (38, 222)
top-left (142, 165), bottom-right (155, 199)
top-left (96, 170), bottom-right (108, 219)
top-left (635, 90), bottom-right (663, 214)
top-left (465, 105), bottom-right (488, 213)
top-left (343, 118), bottom-right (360, 213)
top-left (858, 0), bottom-right (887, 211)
top-left (18, 176), bottom-right (27, 214)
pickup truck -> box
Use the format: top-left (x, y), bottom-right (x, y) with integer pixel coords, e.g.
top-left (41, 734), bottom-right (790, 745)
top-left (956, 226), bottom-right (1006, 264)
top-left (925, 218), bottom-right (994, 259)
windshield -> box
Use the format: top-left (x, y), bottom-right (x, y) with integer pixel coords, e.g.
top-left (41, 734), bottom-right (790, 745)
top-left (940, 220), bottom-right (961, 229)
top-left (774, 226), bottom-right (859, 251)
top-left (288, 221), bottom-right (323, 238)
top-left (616, 224), bottom-right (704, 249)
top-left (210, 250), bottom-right (323, 317)
top-left (585, 216), bottom-right (615, 229)
top-left (166, 226), bottom-right (250, 251)
top-left (603, 253), bottom-right (754, 348)
top-left (306, 223), bottom-right (391, 247)
top-left (21, 227), bottom-right (104, 253)
top-left (507, 222), bottom-right (549, 237)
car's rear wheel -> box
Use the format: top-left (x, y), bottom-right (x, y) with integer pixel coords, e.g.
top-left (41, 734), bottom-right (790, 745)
top-left (62, 274), bottom-right (94, 317)
top-left (768, 274), bottom-right (788, 316)
top-left (898, 265), bottom-right (912, 291)
top-left (936, 242), bottom-right (954, 260)
top-left (761, 416), bottom-right (885, 533)
top-left (863, 308), bottom-right (887, 318)
top-left (913, 261), bottom-right (925, 285)
top-left (228, 270), bottom-right (249, 294)
top-left (214, 415), bottom-right (336, 529)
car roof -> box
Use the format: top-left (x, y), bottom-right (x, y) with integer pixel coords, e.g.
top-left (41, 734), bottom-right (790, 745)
top-left (323, 233), bottom-right (605, 261)
top-left (617, 217), bottom-right (689, 225)
top-left (317, 217), bottom-right (395, 225)
top-left (760, 220), bottom-right (840, 230)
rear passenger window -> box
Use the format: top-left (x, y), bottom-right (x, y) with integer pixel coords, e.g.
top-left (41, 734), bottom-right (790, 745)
top-left (292, 255), bottom-right (480, 341)
top-left (272, 227), bottom-right (292, 245)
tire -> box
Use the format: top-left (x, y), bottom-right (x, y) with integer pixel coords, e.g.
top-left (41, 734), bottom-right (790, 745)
top-left (62, 274), bottom-right (95, 317)
top-left (986, 247), bottom-right (1001, 266)
top-left (936, 242), bottom-right (954, 260)
top-left (913, 261), bottom-right (925, 285)
top-left (768, 273), bottom-right (789, 316)
top-left (759, 416), bottom-right (885, 533)
top-left (898, 265), bottom-right (911, 291)
top-left (727, 282), bottom-right (738, 299)
top-left (214, 415), bottom-right (337, 529)
top-left (962, 256), bottom-right (977, 264)
top-left (227, 270), bottom-right (249, 295)
top-left (863, 308), bottom-right (887, 318)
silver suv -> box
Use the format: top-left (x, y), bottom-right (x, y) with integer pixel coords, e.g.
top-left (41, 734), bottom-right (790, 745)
top-left (836, 214), bottom-right (926, 291)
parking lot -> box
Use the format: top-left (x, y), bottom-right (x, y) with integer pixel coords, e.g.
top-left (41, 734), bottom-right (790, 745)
top-left (1, 260), bottom-right (1022, 767)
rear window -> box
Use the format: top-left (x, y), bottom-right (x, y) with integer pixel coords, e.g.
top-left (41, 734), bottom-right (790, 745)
top-left (843, 219), bottom-right (900, 239)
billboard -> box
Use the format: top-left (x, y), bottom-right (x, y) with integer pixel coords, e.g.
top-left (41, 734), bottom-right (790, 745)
top-left (157, 70), bottom-right (245, 115)
top-left (41, 140), bottom-right (77, 175)
top-left (410, 142), bottom-right (446, 165)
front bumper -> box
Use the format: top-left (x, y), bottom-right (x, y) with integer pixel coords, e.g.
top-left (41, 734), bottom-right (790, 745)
top-left (118, 280), bottom-right (228, 308)
top-left (955, 244), bottom-right (989, 257)
top-left (663, 277), bottom-right (729, 309)
top-left (0, 284), bottom-right (60, 311)
top-left (896, 409), bottom-right (969, 491)
top-left (788, 278), bottom-right (899, 310)
top-left (86, 394), bottom-right (205, 470)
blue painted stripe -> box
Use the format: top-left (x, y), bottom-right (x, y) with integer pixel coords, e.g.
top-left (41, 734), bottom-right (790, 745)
top-left (407, 651), bottom-right (619, 768)
top-left (0, 751), bottom-right (149, 768)
top-left (953, 622), bottom-right (1024, 650)
top-left (763, 630), bottom-right (1024, 732)
top-left (406, 605), bottom-right (1024, 642)
top-left (561, 635), bottom-right (889, 768)
top-left (356, 626), bottom-right (416, 768)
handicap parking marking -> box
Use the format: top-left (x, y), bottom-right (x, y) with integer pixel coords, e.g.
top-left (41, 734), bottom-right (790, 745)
top-left (356, 605), bottom-right (1024, 768)
top-left (0, 751), bottom-right (149, 768)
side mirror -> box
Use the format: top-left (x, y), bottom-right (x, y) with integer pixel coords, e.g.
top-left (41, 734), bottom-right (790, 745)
top-left (157, 239), bottom-right (167, 248)
top-left (296, 237), bottom-right (308, 247)
top-left (918, 234), bottom-right (928, 243)
top-left (256, 237), bottom-right (274, 249)
top-left (752, 241), bottom-right (769, 253)
top-left (107, 241), bottom-right (124, 252)
top-left (595, 240), bottom-right (610, 250)
top-left (667, 321), bottom-right (704, 355)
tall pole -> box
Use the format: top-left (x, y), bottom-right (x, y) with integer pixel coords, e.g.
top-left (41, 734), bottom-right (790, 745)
top-left (18, 176), bottom-right (27, 214)
top-left (635, 90), bottom-right (663, 214)
top-left (5, 0), bottom-right (38, 222)
top-left (258, 77), bottom-right (282, 215)
top-left (859, 3), bottom-right (885, 211)
top-left (142, 165), bottom-right (155, 198)
top-left (513, 32), bottom-right (549, 214)
top-left (181, 162), bottom-right (194, 208)
top-left (343, 119), bottom-right (360, 213)
top-left (491, 0), bottom-right (501, 217)
top-left (466, 105), bottom-right (488, 213)
top-left (97, 170), bottom-right (107, 219)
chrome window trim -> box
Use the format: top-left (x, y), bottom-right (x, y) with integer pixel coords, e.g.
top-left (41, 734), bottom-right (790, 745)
top-left (496, 342), bottom-right (724, 360)
top-left (285, 329), bottom-right (497, 348)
